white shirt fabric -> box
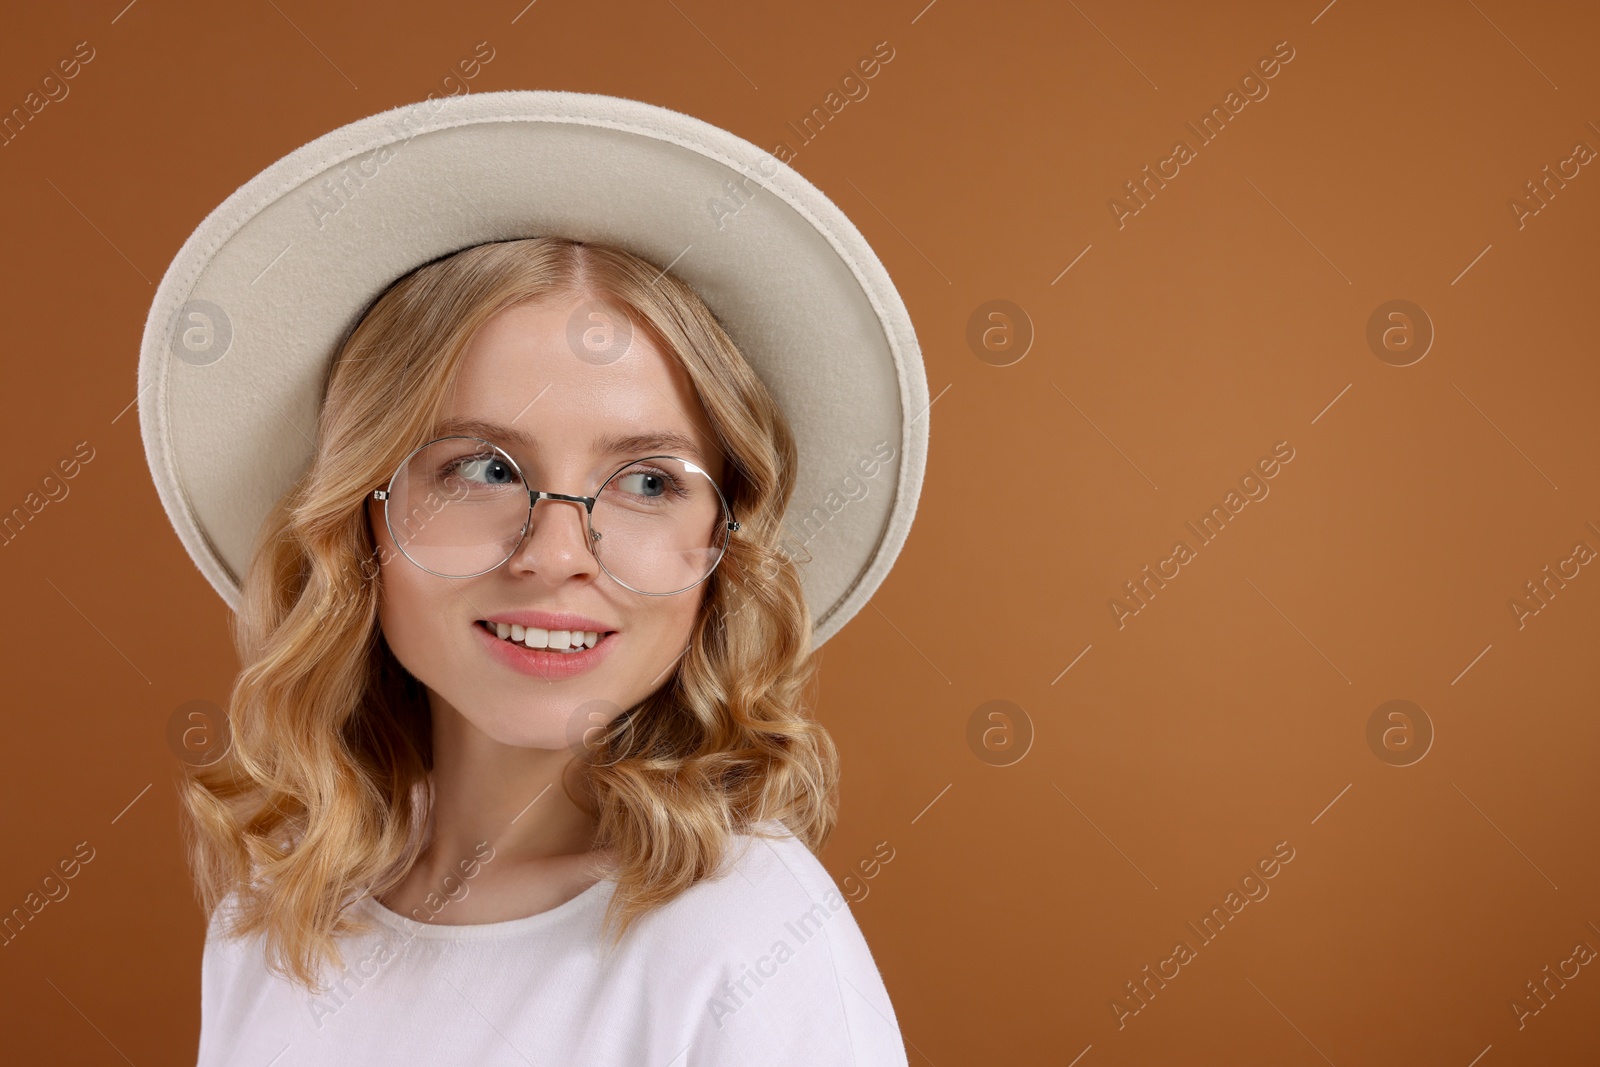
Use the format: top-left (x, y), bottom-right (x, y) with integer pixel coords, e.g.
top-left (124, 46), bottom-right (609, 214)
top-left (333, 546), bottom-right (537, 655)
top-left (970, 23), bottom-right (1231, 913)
top-left (196, 818), bottom-right (909, 1066)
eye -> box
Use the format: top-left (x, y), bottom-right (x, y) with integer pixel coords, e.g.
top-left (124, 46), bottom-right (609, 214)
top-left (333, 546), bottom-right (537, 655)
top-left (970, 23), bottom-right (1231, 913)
top-left (451, 453), bottom-right (521, 487)
top-left (613, 468), bottom-right (686, 500)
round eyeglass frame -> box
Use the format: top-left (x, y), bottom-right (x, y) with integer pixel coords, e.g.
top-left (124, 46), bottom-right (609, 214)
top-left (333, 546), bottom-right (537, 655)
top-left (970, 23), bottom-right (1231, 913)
top-left (370, 435), bottom-right (741, 596)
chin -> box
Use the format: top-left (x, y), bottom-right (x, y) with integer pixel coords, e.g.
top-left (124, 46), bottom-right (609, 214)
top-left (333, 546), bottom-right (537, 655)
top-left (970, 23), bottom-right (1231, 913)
top-left (457, 702), bottom-right (575, 750)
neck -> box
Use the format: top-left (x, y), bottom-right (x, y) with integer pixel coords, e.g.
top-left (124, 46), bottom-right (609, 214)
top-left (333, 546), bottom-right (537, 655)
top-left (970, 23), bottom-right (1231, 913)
top-left (417, 697), bottom-right (604, 876)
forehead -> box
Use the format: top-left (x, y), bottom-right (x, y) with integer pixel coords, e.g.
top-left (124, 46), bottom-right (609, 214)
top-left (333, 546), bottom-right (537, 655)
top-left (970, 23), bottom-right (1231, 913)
top-left (436, 297), bottom-right (722, 473)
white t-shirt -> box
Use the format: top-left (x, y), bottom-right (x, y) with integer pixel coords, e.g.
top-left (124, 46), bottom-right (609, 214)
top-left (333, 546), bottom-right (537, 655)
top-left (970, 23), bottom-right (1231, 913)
top-left (196, 818), bottom-right (909, 1066)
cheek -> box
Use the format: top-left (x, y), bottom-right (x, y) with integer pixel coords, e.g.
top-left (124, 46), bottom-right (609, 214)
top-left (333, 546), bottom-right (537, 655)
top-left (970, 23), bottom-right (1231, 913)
top-left (370, 506), bottom-right (423, 635)
top-left (375, 569), bottom-right (425, 662)
top-left (372, 549), bottom-right (452, 678)
top-left (658, 587), bottom-right (708, 643)
top-left (613, 589), bottom-right (707, 687)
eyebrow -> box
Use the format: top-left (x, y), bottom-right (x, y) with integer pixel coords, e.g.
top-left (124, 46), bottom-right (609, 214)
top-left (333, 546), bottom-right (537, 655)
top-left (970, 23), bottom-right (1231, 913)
top-left (430, 416), bottom-right (709, 464)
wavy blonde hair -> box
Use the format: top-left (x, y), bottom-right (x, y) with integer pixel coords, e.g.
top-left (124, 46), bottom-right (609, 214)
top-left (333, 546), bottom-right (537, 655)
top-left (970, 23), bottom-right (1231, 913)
top-left (180, 237), bottom-right (838, 993)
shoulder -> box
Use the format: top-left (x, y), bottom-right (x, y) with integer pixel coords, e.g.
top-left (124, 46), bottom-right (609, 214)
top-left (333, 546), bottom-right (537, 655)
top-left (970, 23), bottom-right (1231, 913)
top-left (197, 890), bottom-right (273, 1057)
top-left (630, 819), bottom-right (848, 952)
top-left (697, 818), bottom-right (844, 917)
top-left (624, 818), bottom-right (908, 1065)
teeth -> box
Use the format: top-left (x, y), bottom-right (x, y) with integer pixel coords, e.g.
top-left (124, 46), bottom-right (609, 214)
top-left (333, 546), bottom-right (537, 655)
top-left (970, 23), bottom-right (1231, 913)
top-left (484, 622), bottom-right (603, 653)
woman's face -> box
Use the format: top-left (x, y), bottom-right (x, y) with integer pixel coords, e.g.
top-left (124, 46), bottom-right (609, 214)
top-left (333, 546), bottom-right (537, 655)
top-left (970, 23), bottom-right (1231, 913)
top-left (366, 293), bottom-right (724, 750)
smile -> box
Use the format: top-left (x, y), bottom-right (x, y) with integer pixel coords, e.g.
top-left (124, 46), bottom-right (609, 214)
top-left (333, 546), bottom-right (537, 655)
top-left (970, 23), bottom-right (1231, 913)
top-left (476, 620), bottom-right (613, 654)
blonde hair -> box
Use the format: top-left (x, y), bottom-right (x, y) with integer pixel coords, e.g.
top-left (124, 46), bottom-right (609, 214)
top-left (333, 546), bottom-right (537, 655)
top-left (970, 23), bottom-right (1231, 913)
top-left (179, 237), bottom-right (838, 993)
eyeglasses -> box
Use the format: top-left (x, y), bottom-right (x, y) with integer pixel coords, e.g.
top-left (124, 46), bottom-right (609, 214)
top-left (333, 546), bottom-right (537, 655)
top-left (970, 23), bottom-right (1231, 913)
top-left (371, 435), bottom-right (740, 596)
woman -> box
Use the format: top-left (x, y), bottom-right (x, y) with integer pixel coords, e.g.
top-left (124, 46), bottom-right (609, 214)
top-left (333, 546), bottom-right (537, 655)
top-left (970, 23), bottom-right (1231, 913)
top-left (140, 91), bottom-right (927, 1066)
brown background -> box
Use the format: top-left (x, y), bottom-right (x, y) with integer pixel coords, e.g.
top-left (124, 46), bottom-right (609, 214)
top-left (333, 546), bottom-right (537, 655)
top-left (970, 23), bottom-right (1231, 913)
top-left (2, 0), bottom-right (1597, 1063)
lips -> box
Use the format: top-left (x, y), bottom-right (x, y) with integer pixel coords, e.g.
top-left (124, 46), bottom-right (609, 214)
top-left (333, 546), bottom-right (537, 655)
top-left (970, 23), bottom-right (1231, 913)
top-left (473, 617), bottom-right (617, 679)
top-left (479, 610), bottom-right (618, 634)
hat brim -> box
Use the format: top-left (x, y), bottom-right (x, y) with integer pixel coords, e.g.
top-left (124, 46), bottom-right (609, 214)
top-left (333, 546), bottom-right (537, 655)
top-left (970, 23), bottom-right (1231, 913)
top-left (137, 89), bottom-right (927, 649)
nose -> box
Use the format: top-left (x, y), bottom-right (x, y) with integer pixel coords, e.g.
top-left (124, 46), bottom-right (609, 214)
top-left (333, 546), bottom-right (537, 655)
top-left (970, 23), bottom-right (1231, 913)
top-left (503, 492), bottom-right (601, 582)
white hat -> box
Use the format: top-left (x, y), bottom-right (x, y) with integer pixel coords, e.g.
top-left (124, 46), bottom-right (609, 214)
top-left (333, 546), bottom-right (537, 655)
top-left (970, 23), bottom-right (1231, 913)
top-left (137, 90), bottom-right (928, 649)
